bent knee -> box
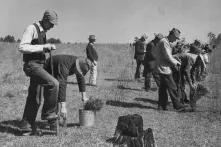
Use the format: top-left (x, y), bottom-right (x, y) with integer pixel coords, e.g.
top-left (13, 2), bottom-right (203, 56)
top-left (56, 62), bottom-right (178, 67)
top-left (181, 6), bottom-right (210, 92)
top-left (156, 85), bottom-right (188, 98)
top-left (48, 78), bottom-right (59, 90)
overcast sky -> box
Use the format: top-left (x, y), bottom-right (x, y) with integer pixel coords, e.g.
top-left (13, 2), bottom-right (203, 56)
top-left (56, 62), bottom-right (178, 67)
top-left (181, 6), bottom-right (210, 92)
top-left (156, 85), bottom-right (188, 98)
top-left (1, 0), bottom-right (220, 43)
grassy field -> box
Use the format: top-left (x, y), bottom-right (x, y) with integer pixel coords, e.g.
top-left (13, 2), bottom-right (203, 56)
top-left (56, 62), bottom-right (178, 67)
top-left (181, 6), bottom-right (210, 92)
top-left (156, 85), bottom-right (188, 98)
top-left (0, 42), bottom-right (221, 147)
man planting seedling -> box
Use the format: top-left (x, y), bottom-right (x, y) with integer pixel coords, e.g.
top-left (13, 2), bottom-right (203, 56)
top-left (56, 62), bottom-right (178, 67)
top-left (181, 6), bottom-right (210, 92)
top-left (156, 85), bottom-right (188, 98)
top-left (44, 55), bottom-right (92, 125)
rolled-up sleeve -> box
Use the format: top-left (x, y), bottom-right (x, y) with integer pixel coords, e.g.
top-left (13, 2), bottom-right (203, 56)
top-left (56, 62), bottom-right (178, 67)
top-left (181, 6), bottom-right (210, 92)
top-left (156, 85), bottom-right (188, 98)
top-left (19, 25), bottom-right (44, 53)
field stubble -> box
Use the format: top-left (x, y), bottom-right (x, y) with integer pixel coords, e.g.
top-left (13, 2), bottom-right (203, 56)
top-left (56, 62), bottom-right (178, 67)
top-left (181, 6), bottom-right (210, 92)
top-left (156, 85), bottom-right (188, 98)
top-left (0, 43), bottom-right (220, 147)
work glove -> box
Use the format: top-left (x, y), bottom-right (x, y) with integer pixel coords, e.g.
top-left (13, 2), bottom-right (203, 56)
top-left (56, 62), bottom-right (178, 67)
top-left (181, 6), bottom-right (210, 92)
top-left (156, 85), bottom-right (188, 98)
top-left (60, 102), bottom-right (67, 119)
top-left (81, 92), bottom-right (89, 104)
top-left (43, 44), bottom-right (56, 52)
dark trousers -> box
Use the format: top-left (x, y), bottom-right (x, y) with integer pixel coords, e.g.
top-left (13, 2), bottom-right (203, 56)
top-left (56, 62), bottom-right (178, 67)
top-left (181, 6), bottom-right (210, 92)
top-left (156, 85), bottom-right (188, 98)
top-left (158, 74), bottom-right (184, 109)
top-left (22, 61), bottom-right (59, 125)
top-left (144, 71), bottom-right (160, 89)
top-left (172, 69), bottom-right (188, 104)
top-left (135, 59), bottom-right (143, 79)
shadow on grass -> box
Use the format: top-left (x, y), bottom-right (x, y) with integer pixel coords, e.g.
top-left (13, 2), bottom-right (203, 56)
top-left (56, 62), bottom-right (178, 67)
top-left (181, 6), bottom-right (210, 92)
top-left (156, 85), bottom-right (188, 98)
top-left (117, 85), bottom-right (143, 91)
top-left (67, 123), bottom-right (80, 128)
top-left (105, 78), bottom-right (134, 82)
top-left (134, 98), bottom-right (158, 105)
top-left (134, 98), bottom-right (172, 107)
top-left (106, 100), bottom-right (156, 109)
top-left (0, 119), bottom-right (23, 136)
top-left (0, 119), bottom-right (57, 136)
top-left (66, 81), bottom-right (91, 86)
top-left (149, 87), bottom-right (158, 91)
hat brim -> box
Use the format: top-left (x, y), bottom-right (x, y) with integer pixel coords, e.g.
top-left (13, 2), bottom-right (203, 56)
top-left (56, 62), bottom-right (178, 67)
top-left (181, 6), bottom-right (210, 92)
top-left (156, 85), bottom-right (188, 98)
top-left (50, 20), bottom-right (58, 25)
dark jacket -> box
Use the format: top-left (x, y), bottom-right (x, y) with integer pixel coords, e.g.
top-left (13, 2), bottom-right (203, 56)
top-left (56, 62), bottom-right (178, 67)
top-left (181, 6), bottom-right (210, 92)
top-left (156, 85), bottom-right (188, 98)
top-left (45, 55), bottom-right (86, 92)
top-left (189, 44), bottom-right (202, 54)
top-left (86, 42), bottom-right (98, 62)
top-left (173, 53), bottom-right (195, 86)
top-left (134, 40), bottom-right (146, 60)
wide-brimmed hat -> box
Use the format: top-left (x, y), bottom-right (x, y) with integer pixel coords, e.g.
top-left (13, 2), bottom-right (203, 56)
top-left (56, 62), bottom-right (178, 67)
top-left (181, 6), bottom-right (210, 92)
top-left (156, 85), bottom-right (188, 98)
top-left (89, 35), bottom-right (96, 40)
top-left (76, 57), bottom-right (92, 76)
top-left (170, 28), bottom-right (181, 40)
top-left (154, 33), bottom-right (164, 40)
top-left (42, 10), bottom-right (58, 25)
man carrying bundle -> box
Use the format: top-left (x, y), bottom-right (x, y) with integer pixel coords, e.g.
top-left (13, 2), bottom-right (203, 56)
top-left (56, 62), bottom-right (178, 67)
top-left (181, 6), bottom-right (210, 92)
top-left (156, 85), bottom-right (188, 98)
top-left (44, 55), bottom-right (92, 121)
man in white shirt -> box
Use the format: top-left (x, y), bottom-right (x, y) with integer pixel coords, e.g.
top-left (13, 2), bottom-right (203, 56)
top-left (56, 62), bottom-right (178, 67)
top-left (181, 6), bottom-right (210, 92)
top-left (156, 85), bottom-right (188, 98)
top-left (19, 10), bottom-right (59, 133)
top-left (155, 28), bottom-right (186, 112)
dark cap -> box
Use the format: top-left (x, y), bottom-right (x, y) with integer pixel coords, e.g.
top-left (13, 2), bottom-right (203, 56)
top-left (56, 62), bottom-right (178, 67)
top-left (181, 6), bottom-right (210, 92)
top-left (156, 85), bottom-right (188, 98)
top-left (89, 35), bottom-right (96, 40)
top-left (42, 10), bottom-right (58, 25)
top-left (170, 28), bottom-right (181, 40)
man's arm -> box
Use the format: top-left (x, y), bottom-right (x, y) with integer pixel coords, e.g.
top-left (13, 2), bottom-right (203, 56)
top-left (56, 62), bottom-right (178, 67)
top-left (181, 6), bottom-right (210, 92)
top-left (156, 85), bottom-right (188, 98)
top-left (19, 25), bottom-right (55, 54)
top-left (76, 73), bottom-right (88, 102)
top-left (19, 25), bottom-right (45, 53)
top-left (161, 40), bottom-right (180, 66)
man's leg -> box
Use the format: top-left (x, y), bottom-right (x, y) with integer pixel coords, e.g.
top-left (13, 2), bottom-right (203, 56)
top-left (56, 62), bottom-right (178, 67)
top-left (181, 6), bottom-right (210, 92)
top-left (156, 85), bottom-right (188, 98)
top-left (25, 62), bottom-right (59, 120)
top-left (38, 73), bottom-right (59, 120)
top-left (158, 74), bottom-right (168, 110)
top-left (21, 62), bottom-right (59, 132)
top-left (89, 63), bottom-right (97, 85)
top-left (135, 59), bottom-right (142, 79)
top-left (21, 78), bottom-right (41, 131)
top-left (91, 64), bottom-right (97, 85)
top-left (152, 71), bottom-right (160, 87)
top-left (164, 74), bottom-right (185, 110)
top-left (144, 72), bottom-right (152, 90)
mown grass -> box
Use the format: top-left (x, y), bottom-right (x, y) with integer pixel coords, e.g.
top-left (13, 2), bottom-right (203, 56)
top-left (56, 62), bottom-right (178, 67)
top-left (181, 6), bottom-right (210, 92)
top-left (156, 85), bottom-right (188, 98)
top-left (0, 42), bottom-right (220, 147)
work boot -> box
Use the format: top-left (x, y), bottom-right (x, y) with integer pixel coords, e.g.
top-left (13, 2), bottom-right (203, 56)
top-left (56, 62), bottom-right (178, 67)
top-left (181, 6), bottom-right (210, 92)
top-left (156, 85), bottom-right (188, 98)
top-left (48, 119), bottom-right (59, 136)
top-left (48, 120), bottom-right (57, 131)
top-left (19, 119), bottom-right (32, 132)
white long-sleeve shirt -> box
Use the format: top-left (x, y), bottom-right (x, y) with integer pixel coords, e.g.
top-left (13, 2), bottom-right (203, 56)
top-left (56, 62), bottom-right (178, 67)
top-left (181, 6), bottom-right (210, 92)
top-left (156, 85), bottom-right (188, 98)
top-left (19, 22), bottom-right (46, 54)
top-left (155, 38), bottom-right (180, 74)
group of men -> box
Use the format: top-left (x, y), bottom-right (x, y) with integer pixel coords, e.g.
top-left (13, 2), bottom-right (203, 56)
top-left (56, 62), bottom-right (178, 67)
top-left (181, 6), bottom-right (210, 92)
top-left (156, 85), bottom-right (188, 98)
top-left (17, 9), bottom-right (211, 135)
top-left (133, 28), bottom-right (211, 112)
top-left (18, 10), bottom-right (98, 133)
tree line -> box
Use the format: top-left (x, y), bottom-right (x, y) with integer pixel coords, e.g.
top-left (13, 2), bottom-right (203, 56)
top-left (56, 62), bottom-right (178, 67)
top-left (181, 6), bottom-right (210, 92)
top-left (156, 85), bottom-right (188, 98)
top-left (0, 35), bottom-right (62, 44)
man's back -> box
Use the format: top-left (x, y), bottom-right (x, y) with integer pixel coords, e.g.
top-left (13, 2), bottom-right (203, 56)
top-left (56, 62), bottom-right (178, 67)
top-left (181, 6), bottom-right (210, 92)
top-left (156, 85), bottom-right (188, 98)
top-left (155, 38), bottom-right (176, 74)
top-left (134, 40), bottom-right (146, 60)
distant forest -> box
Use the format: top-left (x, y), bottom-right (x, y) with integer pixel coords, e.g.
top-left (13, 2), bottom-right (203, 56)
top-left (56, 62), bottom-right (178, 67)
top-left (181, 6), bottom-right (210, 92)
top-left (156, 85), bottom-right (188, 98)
top-left (0, 35), bottom-right (61, 44)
